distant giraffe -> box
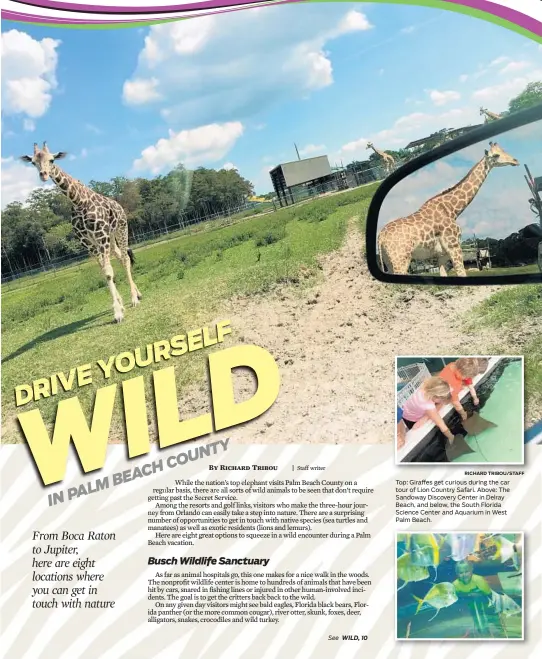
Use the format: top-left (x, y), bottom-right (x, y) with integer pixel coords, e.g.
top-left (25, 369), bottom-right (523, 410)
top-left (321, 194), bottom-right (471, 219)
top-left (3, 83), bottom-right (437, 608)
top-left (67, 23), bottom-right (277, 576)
top-left (479, 106), bottom-right (502, 123)
top-left (20, 142), bottom-right (141, 323)
top-left (377, 142), bottom-right (519, 276)
top-left (366, 141), bottom-right (395, 175)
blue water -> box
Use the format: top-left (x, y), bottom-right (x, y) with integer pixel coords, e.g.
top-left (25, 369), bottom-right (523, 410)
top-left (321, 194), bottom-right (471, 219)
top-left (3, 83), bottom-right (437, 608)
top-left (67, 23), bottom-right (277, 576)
top-left (453, 360), bottom-right (523, 463)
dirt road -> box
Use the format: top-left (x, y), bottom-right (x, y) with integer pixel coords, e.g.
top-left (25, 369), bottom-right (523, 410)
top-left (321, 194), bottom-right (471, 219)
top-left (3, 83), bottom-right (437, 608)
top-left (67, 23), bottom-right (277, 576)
top-left (180, 218), bottom-right (503, 445)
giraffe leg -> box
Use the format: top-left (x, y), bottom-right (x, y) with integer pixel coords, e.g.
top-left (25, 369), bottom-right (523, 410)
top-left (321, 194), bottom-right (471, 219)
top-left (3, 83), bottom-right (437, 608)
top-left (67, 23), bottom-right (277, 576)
top-left (114, 229), bottom-right (141, 307)
top-left (448, 247), bottom-right (467, 277)
top-left (74, 221), bottom-right (124, 315)
top-left (97, 248), bottom-right (124, 323)
top-left (440, 231), bottom-right (467, 277)
top-left (437, 255), bottom-right (448, 277)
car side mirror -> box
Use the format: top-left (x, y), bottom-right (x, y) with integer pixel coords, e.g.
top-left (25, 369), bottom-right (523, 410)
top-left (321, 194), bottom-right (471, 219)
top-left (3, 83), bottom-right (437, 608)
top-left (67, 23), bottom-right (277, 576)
top-left (366, 103), bottom-right (542, 285)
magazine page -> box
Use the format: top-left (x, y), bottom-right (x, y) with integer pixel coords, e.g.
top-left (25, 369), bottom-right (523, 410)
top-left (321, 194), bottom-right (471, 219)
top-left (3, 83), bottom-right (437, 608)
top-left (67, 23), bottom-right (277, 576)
top-left (1, 0), bottom-right (541, 657)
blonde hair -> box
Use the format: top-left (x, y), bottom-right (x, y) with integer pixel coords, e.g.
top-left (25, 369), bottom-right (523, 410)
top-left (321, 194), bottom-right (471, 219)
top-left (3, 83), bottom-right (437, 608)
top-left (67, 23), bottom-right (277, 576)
top-left (422, 376), bottom-right (452, 402)
top-left (455, 358), bottom-right (479, 379)
top-left (476, 357), bottom-right (489, 374)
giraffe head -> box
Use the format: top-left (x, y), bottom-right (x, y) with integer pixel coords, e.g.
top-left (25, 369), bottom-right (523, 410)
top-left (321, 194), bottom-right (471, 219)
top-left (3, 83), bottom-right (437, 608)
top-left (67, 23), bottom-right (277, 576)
top-left (479, 107), bottom-right (486, 116)
top-left (484, 141), bottom-right (519, 168)
top-left (366, 142), bottom-right (373, 150)
top-left (20, 142), bottom-right (67, 182)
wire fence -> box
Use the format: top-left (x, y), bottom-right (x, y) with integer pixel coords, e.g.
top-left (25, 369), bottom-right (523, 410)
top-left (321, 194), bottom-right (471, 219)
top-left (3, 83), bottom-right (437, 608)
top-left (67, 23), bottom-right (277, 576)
top-left (1, 161), bottom-right (395, 286)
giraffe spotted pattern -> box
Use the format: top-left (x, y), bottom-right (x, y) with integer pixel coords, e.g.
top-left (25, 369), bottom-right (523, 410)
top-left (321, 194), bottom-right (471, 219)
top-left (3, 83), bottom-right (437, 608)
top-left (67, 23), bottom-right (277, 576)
top-left (377, 142), bottom-right (520, 277)
top-left (21, 142), bottom-right (142, 323)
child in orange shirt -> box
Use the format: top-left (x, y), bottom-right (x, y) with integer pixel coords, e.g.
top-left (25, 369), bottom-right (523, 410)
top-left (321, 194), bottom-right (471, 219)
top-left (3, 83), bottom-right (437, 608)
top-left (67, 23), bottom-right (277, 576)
top-left (439, 358), bottom-right (480, 422)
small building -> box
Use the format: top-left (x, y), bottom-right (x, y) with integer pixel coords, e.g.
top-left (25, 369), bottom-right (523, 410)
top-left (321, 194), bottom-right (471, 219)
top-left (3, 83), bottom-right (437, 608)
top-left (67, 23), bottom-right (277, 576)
top-left (269, 155), bottom-right (336, 207)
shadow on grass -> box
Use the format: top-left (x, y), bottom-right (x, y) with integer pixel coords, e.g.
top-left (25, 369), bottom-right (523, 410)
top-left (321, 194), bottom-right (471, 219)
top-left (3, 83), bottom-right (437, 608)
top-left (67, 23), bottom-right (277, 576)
top-left (2, 312), bottom-right (110, 364)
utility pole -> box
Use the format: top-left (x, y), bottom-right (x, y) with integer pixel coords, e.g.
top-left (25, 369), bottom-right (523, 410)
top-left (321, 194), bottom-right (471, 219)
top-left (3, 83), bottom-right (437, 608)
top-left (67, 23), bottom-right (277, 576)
top-left (294, 143), bottom-right (301, 161)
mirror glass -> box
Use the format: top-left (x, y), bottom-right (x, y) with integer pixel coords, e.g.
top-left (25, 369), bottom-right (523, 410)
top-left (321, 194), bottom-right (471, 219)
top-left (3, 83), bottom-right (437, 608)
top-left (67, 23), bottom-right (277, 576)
top-left (376, 119), bottom-right (542, 278)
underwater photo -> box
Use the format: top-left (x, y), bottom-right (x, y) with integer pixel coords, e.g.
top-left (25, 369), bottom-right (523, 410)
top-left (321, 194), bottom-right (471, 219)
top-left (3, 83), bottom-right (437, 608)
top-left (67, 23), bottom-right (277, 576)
top-left (396, 356), bottom-right (524, 464)
top-left (396, 532), bottom-right (524, 640)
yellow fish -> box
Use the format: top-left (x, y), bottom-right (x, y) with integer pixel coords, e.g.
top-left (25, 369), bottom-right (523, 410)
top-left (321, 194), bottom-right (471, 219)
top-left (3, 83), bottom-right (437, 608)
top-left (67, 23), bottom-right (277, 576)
top-left (397, 552), bottom-right (430, 591)
top-left (410, 534), bottom-right (446, 579)
top-left (413, 582), bottom-right (458, 622)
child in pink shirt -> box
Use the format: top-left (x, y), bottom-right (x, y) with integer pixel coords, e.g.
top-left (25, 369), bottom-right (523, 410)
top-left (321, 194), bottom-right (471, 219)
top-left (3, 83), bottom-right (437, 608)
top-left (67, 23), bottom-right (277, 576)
top-left (401, 376), bottom-right (454, 442)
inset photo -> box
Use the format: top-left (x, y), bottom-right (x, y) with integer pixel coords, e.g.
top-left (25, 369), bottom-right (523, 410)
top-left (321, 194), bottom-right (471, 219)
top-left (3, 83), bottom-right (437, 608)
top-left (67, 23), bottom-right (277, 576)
top-left (395, 356), bottom-right (524, 464)
top-left (396, 532), bottom-right (524, 641)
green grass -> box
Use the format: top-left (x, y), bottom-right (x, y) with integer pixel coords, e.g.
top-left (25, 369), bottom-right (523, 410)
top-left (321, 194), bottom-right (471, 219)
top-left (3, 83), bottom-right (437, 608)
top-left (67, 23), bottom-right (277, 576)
top-left (465, 285), bottom-right (542, 421)
top-left (1, 184), bottom-right (377, 443)
top-left (466, 264), bottom-right (540, 277)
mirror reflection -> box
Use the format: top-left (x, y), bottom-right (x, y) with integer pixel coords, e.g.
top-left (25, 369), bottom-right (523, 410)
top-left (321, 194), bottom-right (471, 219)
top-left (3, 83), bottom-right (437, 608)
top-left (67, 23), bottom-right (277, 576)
top-left (376, 119), bottom-right (542, 277)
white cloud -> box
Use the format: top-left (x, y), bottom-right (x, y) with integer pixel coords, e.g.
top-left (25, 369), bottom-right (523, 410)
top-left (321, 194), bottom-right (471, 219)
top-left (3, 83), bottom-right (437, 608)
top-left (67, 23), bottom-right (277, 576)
top-left (490, 56), bottom-right (510, 67)
top-left (400, 25), bottom-right (416, 34)
top-left (344, 58), bottom-right (542, 160)
top-left (1, 157), bottom-right (51, 208)
top-left (457, 68), bottom-right (488, 84)
top-left (67, 147), bottom-right (90, 161)
top-left (337, 104), bottom-right (486, 162)
top-left (222, 162), bottom-right (238, 171)
top-left (85, 123), bottom-right (103, 135)
top-left (472, 68), bottom-right (542, 106)
top-left (133, 121), bottom-right (244, 174)
top-left (299, 143), bottom-right (326, 157)
top-left (499, 60), bottom-right (530, 75)
top-left (23, 118), bottom-right (35, 132)
top-left (336, 9), bottom-right (372, 33)
top-left (339, 136), bottom-right (370, 158)
top-left (458, 53), bottom-right (538, 88)
top-left (123, 6), bottom-right (372, 126)
top-left (122, 77), bottom-right (162, 105)
top-left (428, 89), bottom-right (461, 106)
top-left (1, 29), bottom-right (60, 119)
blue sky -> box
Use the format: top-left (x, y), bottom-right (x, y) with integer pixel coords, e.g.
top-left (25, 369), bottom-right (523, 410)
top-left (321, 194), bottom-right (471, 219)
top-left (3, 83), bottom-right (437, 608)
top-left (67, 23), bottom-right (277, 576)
top-left (2, 2), bottom-right (542, 207)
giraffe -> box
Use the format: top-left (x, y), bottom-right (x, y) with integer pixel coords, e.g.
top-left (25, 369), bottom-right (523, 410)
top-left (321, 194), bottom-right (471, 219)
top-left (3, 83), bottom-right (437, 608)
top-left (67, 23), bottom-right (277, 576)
top-left (20, 142), bottom-right (141, 323)
top-left (366, 142), bottom-right (395, 175)
top-left (479, 107), bottom-right (502, 123)
top-left (377, 142), bottom-right (519, 277)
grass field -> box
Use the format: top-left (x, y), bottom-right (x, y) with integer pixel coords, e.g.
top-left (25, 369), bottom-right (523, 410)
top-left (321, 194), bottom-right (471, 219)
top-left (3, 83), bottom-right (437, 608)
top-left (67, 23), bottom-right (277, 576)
top-left (3, 181), bottom-right (541, 442)
top-left (465, 284), bottom-right (542, 422)
top-left (1, 184), bottom-right (377, 442)
top-left (467, 264), bottom-right (540, 277)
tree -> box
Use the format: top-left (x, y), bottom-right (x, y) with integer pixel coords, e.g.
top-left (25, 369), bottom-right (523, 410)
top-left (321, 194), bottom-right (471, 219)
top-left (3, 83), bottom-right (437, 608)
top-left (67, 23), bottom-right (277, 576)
top-left (508, 81), bottom-right (542, 114)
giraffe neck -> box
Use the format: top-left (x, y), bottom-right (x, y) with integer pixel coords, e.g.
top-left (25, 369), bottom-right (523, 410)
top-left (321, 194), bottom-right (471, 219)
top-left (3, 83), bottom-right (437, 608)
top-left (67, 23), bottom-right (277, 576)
top-left (439, 156), bottom-right (492, 215)
top-left (50, 164), bottom-right (86, 205)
